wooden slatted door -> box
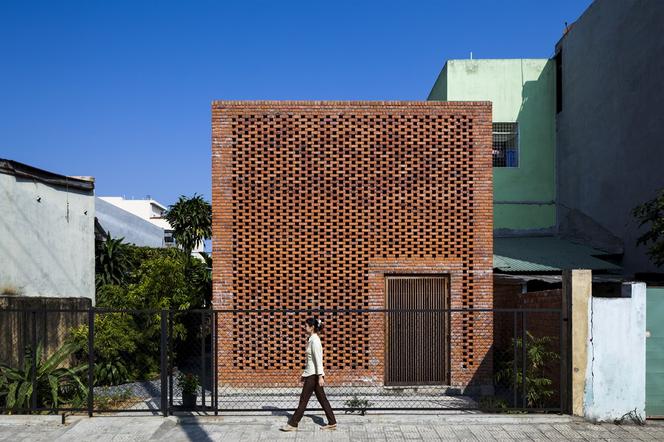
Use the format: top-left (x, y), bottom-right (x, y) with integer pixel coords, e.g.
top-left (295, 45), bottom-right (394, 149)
top-left (386, 276), bottom-right (449, 386)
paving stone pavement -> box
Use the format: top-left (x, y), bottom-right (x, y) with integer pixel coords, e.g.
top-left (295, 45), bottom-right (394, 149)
top-left (1, 413), bottom-right (663, 441)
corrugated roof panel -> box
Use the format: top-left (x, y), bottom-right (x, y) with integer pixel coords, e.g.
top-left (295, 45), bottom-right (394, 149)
top-left (493, 237), bottom-right (621, 272)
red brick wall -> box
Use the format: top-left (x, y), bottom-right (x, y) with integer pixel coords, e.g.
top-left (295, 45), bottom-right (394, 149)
top-left (212, 101), bottom-right (493, 387)
top-left (493, 281), bottom-right (562, 346)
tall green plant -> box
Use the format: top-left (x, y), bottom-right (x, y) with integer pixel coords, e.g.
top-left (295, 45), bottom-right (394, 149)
top-left (0, 342), bottom-right (88, 411)
top-left (495, 332), bottom-right (559, 408)
top-left (96, 235), bottom-right (131, 287)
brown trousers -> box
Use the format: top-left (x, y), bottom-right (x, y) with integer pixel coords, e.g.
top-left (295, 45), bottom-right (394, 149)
top-left (288, 375), bottom-right (336, 427)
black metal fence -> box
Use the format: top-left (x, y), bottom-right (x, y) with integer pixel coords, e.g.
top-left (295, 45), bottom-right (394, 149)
top-left (0, 308), bottom-right (565, 416)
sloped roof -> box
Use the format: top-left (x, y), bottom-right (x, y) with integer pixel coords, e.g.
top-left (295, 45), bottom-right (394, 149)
top-left (0, 158), bottom-right (94, 192)
top-left (494, 236), bottom-right (621, 272)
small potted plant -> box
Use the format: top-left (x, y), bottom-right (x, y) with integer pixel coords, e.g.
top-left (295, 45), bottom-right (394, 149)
top-left (177, 372), bottom-right (200, 409)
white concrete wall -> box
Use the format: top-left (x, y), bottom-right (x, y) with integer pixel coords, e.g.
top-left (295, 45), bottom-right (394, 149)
top-left (583, 282), bottom-right (646, 422)
top-left (0, 173), bottom-right (95, 302)
top-left (95, 197), bottom-right (165, 247)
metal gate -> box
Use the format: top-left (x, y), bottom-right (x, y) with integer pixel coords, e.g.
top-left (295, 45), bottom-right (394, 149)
top-left (0, 305), bottom-right (566, 415)
top-left (385, 276), bottom-right (449, 386)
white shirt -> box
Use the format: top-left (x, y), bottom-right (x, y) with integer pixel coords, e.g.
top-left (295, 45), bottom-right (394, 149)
top-left (302, 334), bottom-right (325, 377)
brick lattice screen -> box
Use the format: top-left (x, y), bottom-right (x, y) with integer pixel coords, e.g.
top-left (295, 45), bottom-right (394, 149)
top-left (212, 101), bottom-right (493, 387)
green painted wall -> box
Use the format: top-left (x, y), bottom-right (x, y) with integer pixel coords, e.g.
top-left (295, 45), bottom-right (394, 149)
top-left (428, 59), bottom-right (556, 232)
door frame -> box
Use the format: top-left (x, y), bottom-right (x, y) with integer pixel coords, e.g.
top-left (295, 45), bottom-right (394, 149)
top-left (384, 274), bottom-right (451, 387)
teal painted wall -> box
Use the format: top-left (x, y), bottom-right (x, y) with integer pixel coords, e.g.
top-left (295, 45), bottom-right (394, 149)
top-left (428, 59), bottom-right (556, 232)
top-left (646, 286), bottom-right (664, 418)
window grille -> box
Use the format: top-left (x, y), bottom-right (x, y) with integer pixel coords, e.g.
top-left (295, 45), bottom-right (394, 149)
top-left (492, 122), bottom-right (519, 167)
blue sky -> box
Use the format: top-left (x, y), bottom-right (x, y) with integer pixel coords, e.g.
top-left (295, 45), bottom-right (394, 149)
top-left (0, 0), bottom-right (592, 206)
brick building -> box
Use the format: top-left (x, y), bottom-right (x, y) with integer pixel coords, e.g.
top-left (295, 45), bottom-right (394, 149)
top-left (212, 101), bottom-right (493, 388)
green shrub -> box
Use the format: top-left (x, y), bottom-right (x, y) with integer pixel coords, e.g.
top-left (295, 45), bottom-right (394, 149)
top-left (69, 313), bottom-right (142, 385)
top-left (96, 284), bottom-right (132, 309)
top-left (344, 395), bottom-right (373, 415)
top-left (495, 332), bottom-right (559, 408)
top-left (0, 342), bottom-right (87, 411)
top-left (177, 372), bottom-right (200, 395)
top-left (478, 395), bottom-right (509, 411)
top-left (93, 358), bottom-right (130, 387)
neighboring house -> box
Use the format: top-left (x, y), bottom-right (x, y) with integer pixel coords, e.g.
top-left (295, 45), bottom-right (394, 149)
top-left (98, 196), bottom-right (205, 253)
top-left (212, 101), bottom-right (493, 389)
top-left (95, 197), bottom-right (166, 247)
top-left (98, 196), bottom-right (175, 247)
top-left (552, 0), bottom-right (664, 420)
top-left (428, 59), bottom-right (619, 278)
top-left (429, 0), bottom-right (664, 418)
top-left (554, 0), bottom-right (664, 277)
top-left (429, 59), bottom-right (555, 235)
top-left (0, 158), bottom-right (95, 302)
top-left (429, 1), bottom-right (664, 280)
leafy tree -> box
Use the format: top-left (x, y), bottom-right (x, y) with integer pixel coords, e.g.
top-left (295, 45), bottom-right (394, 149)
top-left (633, 189), bottom-right (664, 267)
top-left (127, 255), bottom-right (193, 310)
top-left (164, 194), bottom-right (212, 259)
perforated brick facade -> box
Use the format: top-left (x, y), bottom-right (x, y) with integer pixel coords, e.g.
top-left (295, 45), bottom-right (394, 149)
top-left (212, 101), bottom-right (493, 387)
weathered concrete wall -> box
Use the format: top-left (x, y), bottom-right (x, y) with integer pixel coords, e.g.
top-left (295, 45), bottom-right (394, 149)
top-left (96, 197), bottom-right (165, 247)
top-left (583, 282), bottom-right (646, 422)
top-left (0, 173), bottom-right (95, 302)
top-left (556, 0), bottom-right (664, 274)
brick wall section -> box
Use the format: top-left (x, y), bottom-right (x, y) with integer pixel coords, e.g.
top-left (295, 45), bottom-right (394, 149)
top-left (493, 281), bottom-right (562, 346)
top-left (212, 101), bottom-right (493, 387)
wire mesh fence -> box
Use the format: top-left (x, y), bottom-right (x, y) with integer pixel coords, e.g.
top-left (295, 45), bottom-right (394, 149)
top-left (0, 307), bottom-right (565, 415)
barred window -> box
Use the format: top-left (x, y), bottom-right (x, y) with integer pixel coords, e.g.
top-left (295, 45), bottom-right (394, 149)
top-left (492, 122), bottom-right (519, 167)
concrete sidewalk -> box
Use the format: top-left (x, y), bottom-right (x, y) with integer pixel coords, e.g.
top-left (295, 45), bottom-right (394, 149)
top-left (1, 413), bottom-right (663, 441)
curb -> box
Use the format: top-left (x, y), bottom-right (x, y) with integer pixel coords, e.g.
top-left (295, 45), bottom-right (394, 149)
top-left (0, 415), bottom-right (65, 426)
top-left (167, 413), bottom-right (579, 426)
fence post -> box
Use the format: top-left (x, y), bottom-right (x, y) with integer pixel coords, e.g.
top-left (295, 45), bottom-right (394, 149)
top-left (169, 309), bottom-right (174, 413)
top-left (512, 311), bottom-right (518, 408)
top-left (160, 310), bottom-right (168, 416)
top-left (559, 309), bottom-right (565, 413)
top-left (201, 311), bottom-right (206, 410)
top-left (213, 311), bottom-right (218, 416)
top-left (521, 311), bottom-right (527, 409)
top-left (30, 310), bottom-right (37, 413)
top-left (87, 307), bottom-right (94, 417)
